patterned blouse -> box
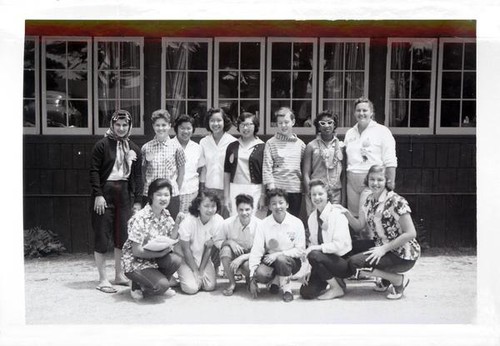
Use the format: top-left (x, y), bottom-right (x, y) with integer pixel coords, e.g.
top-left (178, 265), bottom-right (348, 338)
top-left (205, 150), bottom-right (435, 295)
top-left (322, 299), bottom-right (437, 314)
top-left (362, 190), bottom-right (420, 261)
top-left (121, 204), bottom-right (176, 273)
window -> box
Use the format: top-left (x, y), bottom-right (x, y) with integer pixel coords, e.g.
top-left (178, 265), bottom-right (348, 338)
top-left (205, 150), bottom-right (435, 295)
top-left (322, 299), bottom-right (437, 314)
top-left (319, 38), bottom-right (369, 133)
top-left (23, 36), bottom-right (39, 134)
top-left (215, 38), bottom-right (265, 133)
top-left (267, 38), bottom-right (317, 134)
top-left (94, 37), bottom-right (144, 135)
top-left (385, 38), bottom-right (437, 135)
top-left (161, 38), bottom-right (212, 131)
top-left (436, 38), bottom-right (476, 134)
top-left (42, 37), bottom-right (92, 135)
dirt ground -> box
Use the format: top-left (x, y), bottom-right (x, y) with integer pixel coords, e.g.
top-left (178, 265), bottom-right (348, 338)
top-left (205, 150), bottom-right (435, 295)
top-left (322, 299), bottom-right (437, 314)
top-left (23, 251), bottom-right (477, 325)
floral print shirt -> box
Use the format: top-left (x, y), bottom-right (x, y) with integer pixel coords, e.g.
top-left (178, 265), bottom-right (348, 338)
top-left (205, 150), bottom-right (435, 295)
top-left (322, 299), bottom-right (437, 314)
top-left (362, 190), bottom-right (420, 261)
top-left (121, 204), bottom-right (176, 273)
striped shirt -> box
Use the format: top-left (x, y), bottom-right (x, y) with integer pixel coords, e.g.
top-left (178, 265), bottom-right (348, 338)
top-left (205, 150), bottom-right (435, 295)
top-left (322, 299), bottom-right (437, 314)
top-left (141, 136), bottom-right (186, 196)
top-left (262, 132), bottom-right (305, 193)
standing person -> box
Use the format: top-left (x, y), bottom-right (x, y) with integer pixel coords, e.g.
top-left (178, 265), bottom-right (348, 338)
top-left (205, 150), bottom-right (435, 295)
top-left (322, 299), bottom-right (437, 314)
top-left (172, 114), bottom-right (204, 214)
top-left (141, 109), bottom-right (185, 219)
top-left (248, 189), bottom-right (306, 302)
top-left (90, 110), bottom-right (143, 294)
top-left (338, 165), bottom-right (421, 300)
top-left (298, 180), bottom-right (352, 300)
top-left (121, 179), bottom-right (183, 300)
top-left (199, 108), bottom-right (237, 218)
top-left (223, 112), bottom-right (266, 217)
top-left (262, 107), bottom-right (306, 218)
top-left (302, 110), bottom-right (345, 215)
top-left (214, 194), bottom-right (261, 296)
top-left (344, 97), bottom-right (397, 240)
top-left (177, 190), bottom-right (224, 294)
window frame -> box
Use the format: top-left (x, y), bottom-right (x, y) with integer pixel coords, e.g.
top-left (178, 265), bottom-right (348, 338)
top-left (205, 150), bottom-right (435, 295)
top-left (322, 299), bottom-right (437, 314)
top-left (23, 36), bottom-right (40, 135)
top-left (384, 37), bottom-right (437, 135)
top-left (41, 36), bottom-right (93, 135)
top-left (161, 37), bottom-right (213, 136)
top-left (266, 37), bottom-right (318, 135)
top-left (319, 38), bottom-right (370, 135)
top-left (436, 37), bottom-right (476, 135)
top-left (214, 37), bottom-right (266, 135)
top-left (93, 37), bottom-right (144, 136)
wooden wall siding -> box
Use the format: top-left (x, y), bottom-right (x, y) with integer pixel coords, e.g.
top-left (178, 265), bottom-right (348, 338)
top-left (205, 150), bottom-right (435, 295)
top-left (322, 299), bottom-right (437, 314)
top-left (23, 135), bottom-right (476, 252)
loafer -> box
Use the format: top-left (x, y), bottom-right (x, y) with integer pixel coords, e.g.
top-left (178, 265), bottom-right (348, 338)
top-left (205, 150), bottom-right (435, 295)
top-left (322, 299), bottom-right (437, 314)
top-left (373, 278), bottom-right (391, 292)
top-left (282, 291), bottom-right (294, 302)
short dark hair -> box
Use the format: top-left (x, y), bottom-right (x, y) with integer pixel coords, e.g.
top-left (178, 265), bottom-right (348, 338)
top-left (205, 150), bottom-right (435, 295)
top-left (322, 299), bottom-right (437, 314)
top-left (205, 108), bottom-right (233, 133)
top-left (188, 190), bottom-right (221, 217)
top-left (313, 110), bottom-right (338, 133)
top-left (265, 188), bottom-right (288, 206)
top-left (147, 178), bottom-right (173, 205)
top-left (236, 112), bottom-right (260, 135)
top-left (235, 194), bottom-right (254, 209)
top-left (173, 114), bottom-right (196, 135)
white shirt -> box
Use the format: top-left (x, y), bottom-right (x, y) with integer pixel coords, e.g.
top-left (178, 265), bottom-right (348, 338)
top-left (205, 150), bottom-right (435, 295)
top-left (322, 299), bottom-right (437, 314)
top-left (173, 137), bottom-right (204, 195)
top-left (178, 214), bottom-right (224, 266)
top-left (199, 132), bottom-right (237, 189)
top-left (307, 202), bottom-right (352, 256)
top-left (249, 212), bottom-right (306, 276)
top-left (214, 214), bottom-right (261, 250)
top-left (344, 120), bottom-right (397, 173)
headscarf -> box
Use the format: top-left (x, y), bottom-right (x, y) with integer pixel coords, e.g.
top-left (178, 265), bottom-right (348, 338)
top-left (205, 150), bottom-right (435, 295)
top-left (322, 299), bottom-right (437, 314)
top-left (105, 110), bottom-right (133, 176)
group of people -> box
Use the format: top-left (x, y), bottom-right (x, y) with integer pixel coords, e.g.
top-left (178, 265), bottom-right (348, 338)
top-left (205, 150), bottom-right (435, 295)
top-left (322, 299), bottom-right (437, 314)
top-left (89, 96), bottom-right (420, 303)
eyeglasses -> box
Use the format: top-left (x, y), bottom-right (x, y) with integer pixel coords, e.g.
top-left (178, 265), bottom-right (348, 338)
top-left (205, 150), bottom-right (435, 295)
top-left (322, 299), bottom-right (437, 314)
top-left (240, 123), bottom-right (255, 128)
top-left (318, 120), bottom-right (334, 126)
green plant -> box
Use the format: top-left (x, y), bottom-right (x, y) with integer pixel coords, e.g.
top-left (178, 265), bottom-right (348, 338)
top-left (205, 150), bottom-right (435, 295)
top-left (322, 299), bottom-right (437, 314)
top-left (24, 226), bottom-right (67, 258)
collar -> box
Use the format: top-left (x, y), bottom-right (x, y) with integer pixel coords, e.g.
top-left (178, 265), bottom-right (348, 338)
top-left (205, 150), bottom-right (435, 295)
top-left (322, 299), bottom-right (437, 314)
top-left (152, 136), bottom-right (171, 145)
top-left (355, 120), bottom-right (377, 134)
top-left (318, 202), bottom-right (334, 221)
top-left (275, 132), bottom-right (298, 142)
top-left (143, 204), bottom-right (170, 220)
top-left (369, 188), bottom-right (392, 204)
top-left (239, 137), bottom-right (264, 149)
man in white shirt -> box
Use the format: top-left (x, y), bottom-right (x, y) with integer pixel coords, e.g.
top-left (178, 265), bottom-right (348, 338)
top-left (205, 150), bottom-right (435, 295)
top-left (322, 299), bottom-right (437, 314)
top-left (248, 189), bottom-right (306, 302)
top-left (214, 194), bottom-right (261, 296)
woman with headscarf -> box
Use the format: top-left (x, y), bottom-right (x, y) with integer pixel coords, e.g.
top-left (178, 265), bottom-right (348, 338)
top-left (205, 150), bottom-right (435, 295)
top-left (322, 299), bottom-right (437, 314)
top-left (90, 110), bottom-right (143, 294)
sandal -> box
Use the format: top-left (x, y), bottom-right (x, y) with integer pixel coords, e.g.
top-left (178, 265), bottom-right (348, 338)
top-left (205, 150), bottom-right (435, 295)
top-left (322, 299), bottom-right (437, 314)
top-left (373, 278), bottom-right (391, 292)
top-left (386, 276), bottom-right (410, 300)
top-left (96, 285), bottom-right (117, 294)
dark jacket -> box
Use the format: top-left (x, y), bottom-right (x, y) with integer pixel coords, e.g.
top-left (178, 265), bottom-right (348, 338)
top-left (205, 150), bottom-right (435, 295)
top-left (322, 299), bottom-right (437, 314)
top-left (89, 137), bottom-right (143, 204)
top-left (224, 140), bottom-right (265, 184)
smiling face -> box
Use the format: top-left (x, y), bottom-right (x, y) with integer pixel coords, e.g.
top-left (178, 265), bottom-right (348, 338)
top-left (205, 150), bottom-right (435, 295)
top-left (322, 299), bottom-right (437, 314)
top-left (209, 112), bottom-right (224, 135)
top-left (354, 102), bottom-right (373, 129)
top-left (239, 117), bottom-right (256, 139)
top-left (236, 202), bottom-right (253, 226)
top-left (367, 171), bottom-right (387, 197)
top-left (153, 118), bottom-right (171, 141)
top-left (113, 118), bottom-right (130, 138)
top-left (151, 186), bottom-right (171, 211)
top-left (198, 197), bottom-right (217, 223)
top-left (276, 113), bottom-right (295, 137)
top-left (269, 195), bottom-right (288, 222)
top-left (310, 184), bottom-right (328, 212)
top-left (317, 115), bottom-right (335, 138)
top-left (176, 121), bottom-right (193, 143)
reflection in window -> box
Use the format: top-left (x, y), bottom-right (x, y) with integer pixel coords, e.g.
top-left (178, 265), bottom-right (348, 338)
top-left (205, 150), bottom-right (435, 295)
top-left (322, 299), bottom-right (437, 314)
top-left (320, 39), bottom-right (369, 128)
top-left (215, 39), bottom-right (264, 126)
top-left (162, 39), bottom-right (211, 129)
top-left (42, 37), bottom-right (91, 133)
top-left (438, 39), bottom-right (476, 131)
top-left (267, 38), bottom-right (317, 129)
top-left (95, 38), bottom-right (143, 131)
top-left (386, 38), bottom-right (436, 131)
top-left (23, 37), bottom-right (38, 132)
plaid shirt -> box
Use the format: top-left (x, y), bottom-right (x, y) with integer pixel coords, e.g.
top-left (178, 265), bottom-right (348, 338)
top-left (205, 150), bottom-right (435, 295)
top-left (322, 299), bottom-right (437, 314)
top-left (141, 137), bottom-right (186, 196)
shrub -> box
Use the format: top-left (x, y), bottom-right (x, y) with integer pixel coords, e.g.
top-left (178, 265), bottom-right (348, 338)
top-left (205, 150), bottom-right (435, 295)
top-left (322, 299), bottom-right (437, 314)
top-left (24, 227), bottom-right (67, 258)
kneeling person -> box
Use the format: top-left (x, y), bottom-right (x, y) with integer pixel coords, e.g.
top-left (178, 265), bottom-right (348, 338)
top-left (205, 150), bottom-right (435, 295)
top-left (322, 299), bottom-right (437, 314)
top-left (248, 189), bottom-right (306, 302)
top-left (214, 194), bottom-right (261, 296)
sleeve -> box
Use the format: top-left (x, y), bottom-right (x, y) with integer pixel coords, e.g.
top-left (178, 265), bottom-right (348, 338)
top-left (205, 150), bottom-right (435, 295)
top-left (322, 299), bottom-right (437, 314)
top-left (197, 145), bottom-right (206, 168)
top-left (213, 219), bottom-right (228, 249)
top-left (249, 225), bottom-right (266, 277)
top-left (321, 211), bottom-right (352, 255)
top-left (127, 214), bottom-right (146, 245)
top-left (262, 140), bottom-right (274, 188)
top-left (89, 141), bottom-right (104, 197)
top-left (141, 144), bottom-right (148, 186)
top-left (130, 144), bottom-right (144, 204)
top-left (176, 146), bottom-right (186, 168)
top-left (391, 196), bottom-right (412, 218)
top-left (178, 218), bottom-right (192, 242)
top-left (282, 219), bottom-right (306, 258)
top-left (381, 126), bottom-right (398, 168)
top-left (223, 143), bottom-right (233, 174)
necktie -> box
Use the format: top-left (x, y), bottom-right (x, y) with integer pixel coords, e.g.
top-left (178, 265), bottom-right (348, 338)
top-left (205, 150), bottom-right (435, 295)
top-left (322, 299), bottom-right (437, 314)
top-left (317, 212), bottom-right (324, 245)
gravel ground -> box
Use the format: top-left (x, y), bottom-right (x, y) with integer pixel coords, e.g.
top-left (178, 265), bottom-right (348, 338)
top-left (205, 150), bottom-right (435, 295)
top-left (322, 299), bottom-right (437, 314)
top-left (24, 252), bottom-right (476, 325)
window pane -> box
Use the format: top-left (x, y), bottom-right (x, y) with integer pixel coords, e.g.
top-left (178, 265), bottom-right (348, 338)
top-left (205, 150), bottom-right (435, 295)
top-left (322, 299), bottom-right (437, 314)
top-left (165, 71), bottom-right (186, 99)
top-left (23, 100), bottom-right (36, 127)
top-left (219, 99), bottom-right (238, 123)
top-left (463, 72), bottom-right (476, 98)
top-left (98, 101), bottom-right (117, 127)
top-left (293, 100), bottom-right (312, 127)
top-left (270, 100), bottom-right (290, 126)
top-left (188, 101), bottom-right (207, 128)
top-left (323, 72), bottom-right (343, 98)
top-left (441, 72), bottom-right (462, 98)
top-left (412, 43), bottom-right (433, 70)
top-left (23, 70), bottom-right (35, 97)
top-left (45, 41), bottom-right (66, 69)
top-left (409, 101), bottom-right (430, 127)
top-left (98, 71), bottom-right (118, 99)
top-left (240, 100), bottom-right (261, 116)
top-left (166, 100), bottom-right (186, 120)
top-left (272, 42), bottom-right (291, 69)
top-left (188, 72), bottom-right (207, 98)
top-left (411, 72), bottom-right (431, 99)
top-left (391, 42), bottom-right (411, 70)
top-left (188, 42), bottom-right (208, 70)
top-left (46, 70), bottom-right (66, 94)
top-left (219, 42), bottom-right (239, 70)
top-left (462, 101), bottom-right (476, 126)
top-left (442, 43), bottom-right (463, 70)
top-left (389, 100), bottom-right (409, 127)
top-left (440, 100), bottom-right (460, 127)
top-left (345, 42), bottom-right (365, 70)
top-left (67, 42), bottom-right (88, 70)
top-left (344, 101), bottom-right (356, 128)
top-left (24, 40), bottom-right (35, 69)
top-left (293, 43), bottom-right (313, 70)
top-left (166, 42), bottom-right (187, 70)
top-left (292, 72), bottom-right (312, 98)
top-left (120, 71), bottom-right (140, 99)
top-left (464, 43), bottom-right (476, 70)
top-left (120, 100), bottom-right (141, 128)
top-left (46, 93), bottom-right (69, 127)
top-left (219, 71), bottom-right (238, 98)
top-left (240, 72), bottom-right (260, 98)
top-left (241, 42), bottom-right (260, 69)
top-left (97, 42), bottom-right (118, 70)
top-left (323, 100), bottom-right (343, 124)
top-left (120, 41), bottom-right (140, 69)
top-left (68, 71), bottom-right (88, 98)
top-left (345, 72), bottom-right (364, 98)
top-left (271, 72), bottom-right (290, 98)
top-left (69, 100), bottom-right (88, 127)
top-left (323, 43), bottom-right (343, 70)
top-left (390, 72), bottom-right (410, 99)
